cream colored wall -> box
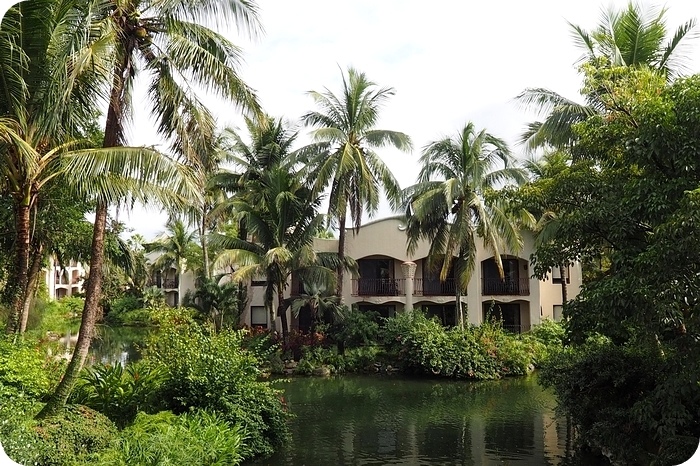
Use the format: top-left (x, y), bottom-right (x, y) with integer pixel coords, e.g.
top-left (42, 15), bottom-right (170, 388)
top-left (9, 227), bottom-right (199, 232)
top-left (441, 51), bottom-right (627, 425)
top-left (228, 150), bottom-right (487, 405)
top-left (236, 216), bottom-right (583, 330)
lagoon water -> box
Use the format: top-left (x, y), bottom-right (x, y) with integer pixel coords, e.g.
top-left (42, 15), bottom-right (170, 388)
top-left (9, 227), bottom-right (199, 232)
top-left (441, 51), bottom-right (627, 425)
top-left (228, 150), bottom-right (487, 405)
top-left (252, 375), bottom-right (603, 466)
top-left (85, 330), bottom-right (604, 465)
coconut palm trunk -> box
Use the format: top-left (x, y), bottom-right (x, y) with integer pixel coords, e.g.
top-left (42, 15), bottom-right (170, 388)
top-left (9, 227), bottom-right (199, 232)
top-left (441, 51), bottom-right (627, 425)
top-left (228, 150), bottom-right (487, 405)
top-left (6, 200), bottom-right (31, 334)
top-left (37, 203), bottom-right (107, 418)
top-left (19, 242), bottom-right (44, 333)
top-left (559, 265), bottom-right (568, 305)
top-left (278, 286), bottom-right (289, 340)
top-left (37, 54), bottom-right (127, 418)
top-left (336, 213), bottom-right (347, 299)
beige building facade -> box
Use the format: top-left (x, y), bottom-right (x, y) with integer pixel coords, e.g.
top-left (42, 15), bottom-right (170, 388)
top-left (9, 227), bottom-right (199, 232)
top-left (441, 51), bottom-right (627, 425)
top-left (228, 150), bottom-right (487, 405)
top-left (242, 216), bottom-right (581, 333)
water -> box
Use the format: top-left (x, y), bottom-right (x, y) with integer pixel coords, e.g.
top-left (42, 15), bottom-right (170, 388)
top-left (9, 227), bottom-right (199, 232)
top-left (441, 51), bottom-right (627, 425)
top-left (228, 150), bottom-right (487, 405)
top-left (83, 329), bottom-right (603, 465)
top-left (253, 375), bottom-right (601, 466)
top-left (88, 326), bottom-right (150, 365)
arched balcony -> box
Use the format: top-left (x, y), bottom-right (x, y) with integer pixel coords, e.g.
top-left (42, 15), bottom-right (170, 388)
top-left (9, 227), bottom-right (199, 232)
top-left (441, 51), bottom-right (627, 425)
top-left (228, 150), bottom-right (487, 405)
top-left (481, 256), bottom-right (530, 296)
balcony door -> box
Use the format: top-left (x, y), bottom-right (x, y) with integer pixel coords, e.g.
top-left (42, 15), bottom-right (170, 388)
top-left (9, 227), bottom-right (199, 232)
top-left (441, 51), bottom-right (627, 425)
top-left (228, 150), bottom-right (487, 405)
top-left (357, 258), bottom-right (395, 296)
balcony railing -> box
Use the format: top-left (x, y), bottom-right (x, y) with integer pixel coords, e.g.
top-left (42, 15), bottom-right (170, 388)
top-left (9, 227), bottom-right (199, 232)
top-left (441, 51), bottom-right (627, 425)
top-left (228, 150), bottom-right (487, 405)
top-left (162, 278), bottom-right (179, 289)
top-left (482, 277), bottom-right (530, 296)
top-left (352, 278), bottom-right (404, 297)
top-left (414, 278), bottom-right (456, 296)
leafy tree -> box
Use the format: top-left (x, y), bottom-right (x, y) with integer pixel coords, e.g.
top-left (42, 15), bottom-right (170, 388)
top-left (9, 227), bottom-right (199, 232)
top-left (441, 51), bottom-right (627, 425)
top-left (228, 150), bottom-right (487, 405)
top-left (301, 67), bottom-right (412, 297)
top-left (403, 122), bottom-right (530, 327)
top-left (534, 66), bottom-right (700, 464)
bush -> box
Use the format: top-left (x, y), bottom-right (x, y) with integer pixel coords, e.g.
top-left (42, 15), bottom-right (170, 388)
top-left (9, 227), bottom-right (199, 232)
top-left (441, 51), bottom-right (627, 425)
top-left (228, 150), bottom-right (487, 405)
top-left (0, 401), bottom-right (117, 466)
top-left (93, 410), bottom-right (244, 466)
top-left (29, 297), bottom-right (84, 334)
top-left (540, 339), bottom-right (700, 465)
top-left (330, 308), bottom-right (380, 349)
top-left (69, 361), bottom-right (166, 427)
top-left (104, 296), bottom-right (152, 325)
top-left (0, 335), bottom-right (64, 399)
top-left (381, 311), bottom-right (542, 379)
top-left (144, 325), bottom-right (290, 460)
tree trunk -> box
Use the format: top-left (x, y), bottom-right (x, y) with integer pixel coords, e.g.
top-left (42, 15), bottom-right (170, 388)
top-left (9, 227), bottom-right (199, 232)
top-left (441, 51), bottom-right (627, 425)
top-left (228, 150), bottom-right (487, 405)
top-left (37, 202), bottom-right (108, 419)
top-left (6, 200), bottom-right (31, 334)
top-left (278, 287), bottom-right (289, 341)
top-left (19, 242), bottom-right (44, 333)
top-left (38, 49), bottom-right (127, 418)
top-left (559, 265), bottom-right (568, 305)
top-left (456, 288), bottom-right (464, 329)
top-left (200, 218), bottom-right (210, 280)
top-left (336, 213), bottom-right (346, 300)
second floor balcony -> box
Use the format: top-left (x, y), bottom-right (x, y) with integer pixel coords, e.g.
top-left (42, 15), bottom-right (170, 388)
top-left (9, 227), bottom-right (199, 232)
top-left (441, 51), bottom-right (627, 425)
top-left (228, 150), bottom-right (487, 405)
top-left (414, 278), bottom-right (456, 296)
top-left (352, 278), bottom-right (405, 297)
top-left (482, 277), bottom-right (530, 296)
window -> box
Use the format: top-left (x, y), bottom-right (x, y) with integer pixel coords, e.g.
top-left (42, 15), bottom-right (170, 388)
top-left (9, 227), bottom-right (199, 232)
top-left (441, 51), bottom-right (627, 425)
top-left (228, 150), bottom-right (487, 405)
top-left (251, 306), bottom-right (267, 327)
top-left (552, 267), bottom-right (570, 284)
top-left (553, 305), bottom-right (564, 322)
top-left (251, 274), bottom-right (266, 287)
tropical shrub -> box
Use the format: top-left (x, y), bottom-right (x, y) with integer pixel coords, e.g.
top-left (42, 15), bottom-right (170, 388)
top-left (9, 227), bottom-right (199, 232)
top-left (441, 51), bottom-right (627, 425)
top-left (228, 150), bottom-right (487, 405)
top-left (329, 308), bottom-right (380, 349)
top-left (104, 296), bottom-right (152, 325)
top-left (144, 325), bottom-right (290, 460)
top-left (381, 311), bottom-right (542, 379)
top-left (0, 402), bottom-right (117, 466)
top-left (29, 297), bottom-right (84, 334)
top-left (0, 335), bottom-right (63, 398)
top-left (93, 410), bottom-right (245, 466)
top-left (70, 361), bottom-right (166, 427)
top-left (540, 339), bottom-right (700, 465)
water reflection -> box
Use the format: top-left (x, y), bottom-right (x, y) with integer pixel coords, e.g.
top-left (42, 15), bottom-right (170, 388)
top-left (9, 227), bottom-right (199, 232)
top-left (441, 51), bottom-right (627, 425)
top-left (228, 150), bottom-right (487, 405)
top-left (252, 375), bottom-right (605, 466)
top-left (88, 326), bottom-right (149, 365)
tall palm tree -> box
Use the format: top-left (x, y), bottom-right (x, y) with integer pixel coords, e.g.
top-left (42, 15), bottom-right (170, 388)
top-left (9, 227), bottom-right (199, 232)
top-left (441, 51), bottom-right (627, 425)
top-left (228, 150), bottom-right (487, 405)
top-left (38, 0), bottom-right (261, 417)
top-left (520, 151), bottom-right (571, 305)
top-left (516, 3), bottom-right (696, 152)
top-left (213, 166), bottom-right (347, 339)
top-left (301, 67), bottom-right (412, 297)
top-left (403, 122), bottom-right (531, 327)
top-left (145, 219), bottom-right (198, 278)
top-left (0, 0), bottom-right (103, 332)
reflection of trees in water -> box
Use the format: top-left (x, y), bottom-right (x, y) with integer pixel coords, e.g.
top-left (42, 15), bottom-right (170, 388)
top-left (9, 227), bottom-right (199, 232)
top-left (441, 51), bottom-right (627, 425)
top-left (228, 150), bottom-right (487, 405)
top-left (88, 326), bottom-right (150, 366)
top-left (263, 375), bottom-right (570, 465)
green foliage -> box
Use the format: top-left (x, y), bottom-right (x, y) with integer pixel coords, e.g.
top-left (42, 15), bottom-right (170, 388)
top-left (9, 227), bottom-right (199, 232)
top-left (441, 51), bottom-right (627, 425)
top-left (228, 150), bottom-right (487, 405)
top-left (144, 325), bottom-right (290, 460)
top-left (540, 340), bottom-right (700, 465)
top-left (0, 335), bottom-right (63, 398)
top-left (296, 345), bottom-right (382, 375)
top-left (330, 308), bottom-right (380, 348)
top-left (0, 401), bottom-right (117, 466)
top-left (521, 67), bottom-right (700, 463)
top-left (70, 361), bottom-right (166, 427)
top-left (93, 410), bottom-right (244, 466)
top-left (382, 311), bottom-right (543, 379)
top-left (105, 295), bottom-right (154, 326)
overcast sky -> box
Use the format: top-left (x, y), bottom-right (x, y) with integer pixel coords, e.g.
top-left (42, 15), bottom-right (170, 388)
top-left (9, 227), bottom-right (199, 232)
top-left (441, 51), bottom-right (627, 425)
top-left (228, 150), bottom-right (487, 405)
top-left (2, 0), bottom-right (700, 240)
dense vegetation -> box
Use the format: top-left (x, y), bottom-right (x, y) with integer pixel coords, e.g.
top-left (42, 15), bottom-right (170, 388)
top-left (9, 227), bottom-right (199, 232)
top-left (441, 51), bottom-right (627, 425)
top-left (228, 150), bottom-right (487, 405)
top-left (1, 1), bottom-right (699, 465)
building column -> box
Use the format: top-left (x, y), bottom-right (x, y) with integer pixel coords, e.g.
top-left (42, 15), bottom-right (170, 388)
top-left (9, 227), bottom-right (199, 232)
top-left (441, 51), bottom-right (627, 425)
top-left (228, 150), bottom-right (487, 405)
top-left (401, 261), bottom-right (417, 311)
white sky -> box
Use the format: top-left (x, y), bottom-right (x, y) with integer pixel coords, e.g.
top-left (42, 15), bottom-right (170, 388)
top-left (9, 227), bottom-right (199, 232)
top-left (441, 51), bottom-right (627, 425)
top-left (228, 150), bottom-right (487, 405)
top-left (2, 0), bottom-right (700, 240)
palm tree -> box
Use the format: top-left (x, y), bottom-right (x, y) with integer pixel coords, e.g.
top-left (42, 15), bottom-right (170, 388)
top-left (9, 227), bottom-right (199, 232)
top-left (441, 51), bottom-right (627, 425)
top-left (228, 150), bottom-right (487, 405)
top-left (520, 151), bottom-right (571, 305)
top-left (290, 281), bottom-right (343, 332)
top-left (145, 219), bottom-right (198, 280)
top-left (0, 0), bottom-right (103, 332)
top-left (516, 3), bottom-right (696, 152)
top-left (403, 122), bottom-right (531, 327)
top-left (301, 67), bottom-right (412, 297)
top-left (37, 0), bottom-right (261, 417)
top-left (213, 166), bottom-right (348, 339)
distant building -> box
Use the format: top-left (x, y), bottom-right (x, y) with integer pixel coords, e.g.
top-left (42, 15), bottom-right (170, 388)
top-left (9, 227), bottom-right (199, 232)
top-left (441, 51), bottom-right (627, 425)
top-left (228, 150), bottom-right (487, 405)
top-left (45, 257), bottom-right (86, 300)
top-left (242, 216), bottom-right (581, 333)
